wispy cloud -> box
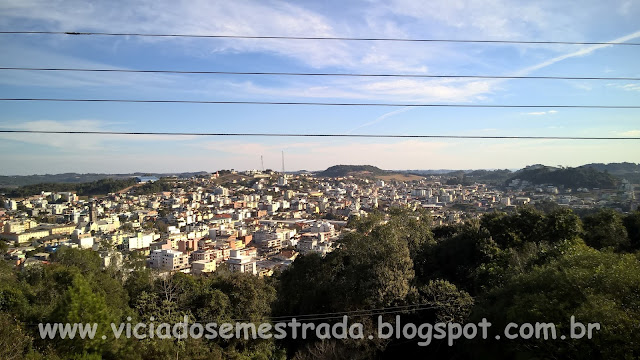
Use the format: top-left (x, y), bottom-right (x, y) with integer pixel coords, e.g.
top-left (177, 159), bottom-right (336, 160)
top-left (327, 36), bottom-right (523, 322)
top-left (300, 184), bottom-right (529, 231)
top-left (524, 110), bottom-right (558, 116)
top-left (619, 83), bottom-right (640, 92)
top-left (0, 120), bottom-right (197, 150)
top-left (514, 30), bottom-right (640, 76)
top-left (348, 107), bottom-right (413, 133)
top-left (618, 130), bottom-right (640, 137)
top-left (2, 1), bottom-right (638, 104)
top-left (0, 120), bottom-right (111, 150)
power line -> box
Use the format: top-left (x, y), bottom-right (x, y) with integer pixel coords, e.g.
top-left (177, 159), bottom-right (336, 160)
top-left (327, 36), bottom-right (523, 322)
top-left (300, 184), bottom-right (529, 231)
top-left (249, 304), bottom-right (442, 323)
top-left (2, 67), bottom-right (639, 81)
top-left (2, 31), bottom-right (640, 46)
top-left (1, 130), bottom-right (637, 140)
top-left (21, 304), bottom-right (447, 326)
top-left (267, 303), bottom-right (434, 321)
top-left (1, 98), bottom-right (639, 109)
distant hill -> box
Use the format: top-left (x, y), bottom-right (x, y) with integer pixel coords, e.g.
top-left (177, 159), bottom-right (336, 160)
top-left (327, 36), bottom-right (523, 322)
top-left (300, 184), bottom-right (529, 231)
top-left (0, 171), bottom-right (210, 187)
top-left (580, 162), bottom-right (640, 183)
top-left (317, 165), bottom-right (388, 178)
top-left (580, 162), bottom-right (640, 174)
top-left (1, 178), bottom-right (138, 198)
top-left (507, 166), bottom-right (620, 189)
top-left (445, 169), bottom-right (514, 185)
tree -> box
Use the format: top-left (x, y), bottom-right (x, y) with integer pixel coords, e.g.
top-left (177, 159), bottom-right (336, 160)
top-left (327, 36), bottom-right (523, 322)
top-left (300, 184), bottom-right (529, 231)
top-left (59, 275), bottom-right (116, 355)
top-left (623, 210), bottom-right (640, 249)
top-left (339, 224), bottom-right (415, 308)
top-left (541, 207), bottom-right (582, 243)
top-left (0, 240), bottom-right (8, 254)
top-left (52, 248), bottom-right (102, 274)
top-left (583, 209), bottom-right (629, 250)
top-left (480, 211), bottom-right (521, 248)
top-left (419, 220), bottom-right (500, 293)
top-left (0, 312), bottom-right (39, 360)
top-left (471, 244), bottom-right (640, 359)
top-left (413, 279), bottom-right (474, 323)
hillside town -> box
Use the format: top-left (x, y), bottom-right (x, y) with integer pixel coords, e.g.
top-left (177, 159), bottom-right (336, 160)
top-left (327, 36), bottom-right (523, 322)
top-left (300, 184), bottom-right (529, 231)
top-left (1, 169), bottom-right (638, 273)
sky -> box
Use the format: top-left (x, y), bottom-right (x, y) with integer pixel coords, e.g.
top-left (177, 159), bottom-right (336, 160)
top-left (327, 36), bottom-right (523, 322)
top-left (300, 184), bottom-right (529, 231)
top-left (0, 0), bottom-right (639, 175)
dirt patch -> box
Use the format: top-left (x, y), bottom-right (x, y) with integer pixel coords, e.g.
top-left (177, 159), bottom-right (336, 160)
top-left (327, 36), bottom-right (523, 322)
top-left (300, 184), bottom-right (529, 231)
top-left (376, 174), bottom-right (424, 181)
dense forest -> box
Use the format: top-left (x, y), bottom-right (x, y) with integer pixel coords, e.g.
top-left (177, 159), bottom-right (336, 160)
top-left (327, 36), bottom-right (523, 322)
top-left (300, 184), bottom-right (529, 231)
top-left (2, 207), bottom-right (640, 359)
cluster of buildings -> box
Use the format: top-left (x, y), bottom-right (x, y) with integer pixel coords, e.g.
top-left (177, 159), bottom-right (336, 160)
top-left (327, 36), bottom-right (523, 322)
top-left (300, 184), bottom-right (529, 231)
top-left (1, 169), bottom-right (637, 272)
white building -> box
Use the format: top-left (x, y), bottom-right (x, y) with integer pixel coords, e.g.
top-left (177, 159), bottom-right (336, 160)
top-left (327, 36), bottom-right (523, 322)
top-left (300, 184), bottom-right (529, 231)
top-left (4, 200), bottom-right (17, 211)
top-left (148, 249), bottom-right (189, 271)
top-left (126, 233), bottom-right (156, 251)
top-left (227, 250), bottom-right (257, 275)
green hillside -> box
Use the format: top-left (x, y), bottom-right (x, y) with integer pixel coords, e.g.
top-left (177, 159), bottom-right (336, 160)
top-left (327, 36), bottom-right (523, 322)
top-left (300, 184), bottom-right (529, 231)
top-left (316, 164), bottom-right (387, 177)
top-left (507, 166), bottom-right (620, 189)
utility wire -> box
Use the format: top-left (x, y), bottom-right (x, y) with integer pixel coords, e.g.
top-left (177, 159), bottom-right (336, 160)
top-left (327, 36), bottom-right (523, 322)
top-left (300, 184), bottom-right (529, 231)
top-left (1, 130), bottom-right (637, 140)
top-left (1, 31), bottom-right (639, 46)
top-left (1, 67), bottom-right (638, 81)
top-left (263, 303), bottom-right (448, 322)
top-left (235, 304), bottom-right (442, 323)
top-left (1, 98), bottom-right (639, 109)
top-left (21, 304), bottom-right (446, 326)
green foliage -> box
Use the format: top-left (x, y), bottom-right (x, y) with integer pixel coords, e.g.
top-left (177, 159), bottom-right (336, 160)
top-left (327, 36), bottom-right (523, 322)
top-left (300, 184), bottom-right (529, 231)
top-left (413, 280), bottom-right (474, 323)
top-left (51, 247), bottom-right (102, 273)
top-left (541, 207), bottom-right (582, 243)
top-left (623, 210), bottom-right (640, 249)
top-left (472, 244), bottom-right (640, 359)
top-left (420, 220), bottom-right (501, 292)
top-left (583, 209), bottom-right (630, 250)
top-left (61, 275), bottom-right (116, 354)
top-left (0, 311), bottom-right (37, 360)
top-left (0, 240), bottom-right (9, 254)
top-left (0, 207), bottom-right (637, 359)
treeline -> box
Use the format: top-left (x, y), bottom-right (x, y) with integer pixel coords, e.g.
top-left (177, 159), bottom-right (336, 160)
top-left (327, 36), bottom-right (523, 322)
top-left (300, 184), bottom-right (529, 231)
top-left (1, 178), bottom-right (137, 198)
top-left (1, 207), bottom-right (640, 359)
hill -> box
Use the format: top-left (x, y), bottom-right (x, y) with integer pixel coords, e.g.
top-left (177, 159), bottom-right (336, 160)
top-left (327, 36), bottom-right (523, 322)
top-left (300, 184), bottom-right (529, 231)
top-left (507, 166), bottom-right (620, 189)
top-left (0, 178), bottom-right (138, 198)
top-left (580, 162), bottom-right (640, 174)
top-left (444, 169), bottom-right (514, 185)
top-left (0, 171), bottom-right (210, 187)
top-left (316, 165), bottom-right (387, 178)
top-left (580, 162), bottom-right (640, 184)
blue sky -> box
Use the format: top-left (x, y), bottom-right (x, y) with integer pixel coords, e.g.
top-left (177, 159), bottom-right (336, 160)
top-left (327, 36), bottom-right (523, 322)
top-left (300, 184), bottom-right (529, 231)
top-left (0, 0), bottom-right (639, 175)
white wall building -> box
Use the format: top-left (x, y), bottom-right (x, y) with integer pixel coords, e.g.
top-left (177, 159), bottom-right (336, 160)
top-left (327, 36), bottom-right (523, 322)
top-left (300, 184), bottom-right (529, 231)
top-left (148, 249), bottom-right (189, 271)
top-left (227, 251), bottom-right (257, 275)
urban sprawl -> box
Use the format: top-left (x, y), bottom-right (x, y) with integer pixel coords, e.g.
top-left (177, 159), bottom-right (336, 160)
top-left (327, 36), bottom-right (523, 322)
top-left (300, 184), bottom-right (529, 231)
top-left (2, 169), bottom-right (637, 274)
